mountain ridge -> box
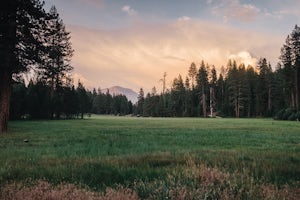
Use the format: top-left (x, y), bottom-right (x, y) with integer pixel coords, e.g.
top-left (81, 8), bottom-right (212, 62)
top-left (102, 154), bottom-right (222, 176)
top-left (101, 86), bottom-right (138, 103)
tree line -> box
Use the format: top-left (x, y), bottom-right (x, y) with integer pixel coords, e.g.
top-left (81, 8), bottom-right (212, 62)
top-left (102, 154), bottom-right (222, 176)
top-left (10, 79), bottom-right (133, 120)
top-left (6, 23), bottom-right (300, 123)
top-left (1, 0), bottom-right (299, 134)
top-left (135, 25), bottom-right (300, 120)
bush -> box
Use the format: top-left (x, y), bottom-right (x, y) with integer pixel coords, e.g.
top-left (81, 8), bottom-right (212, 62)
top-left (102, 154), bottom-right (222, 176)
top-left (296, 111), bottom-right (300, 121)
top-left (275, 108), bottom-right (298, 121)
top-left (288, 113), bottom-right (296, 121)
top-left (282, 108), bottom-right (294, 120)
top-left (274, 109), bottom-right (285, 120)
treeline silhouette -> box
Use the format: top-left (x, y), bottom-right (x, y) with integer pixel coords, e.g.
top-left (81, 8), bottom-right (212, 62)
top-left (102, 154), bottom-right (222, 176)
top-left (10, 79), bottom-right (133, 120)
top-left (10, 25), bottom-right (300, 120)
top-left (135, 58), bottom-right (300, 120)
top-left (135, 25), bottom-right (300, 120)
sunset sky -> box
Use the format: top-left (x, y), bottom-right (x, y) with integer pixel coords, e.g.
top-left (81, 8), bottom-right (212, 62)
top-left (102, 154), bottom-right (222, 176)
top-left (44, 0), bottom-right (300, 93)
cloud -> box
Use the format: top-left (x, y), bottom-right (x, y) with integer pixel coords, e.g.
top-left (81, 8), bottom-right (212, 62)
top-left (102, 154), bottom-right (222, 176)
top-left (178, 16), bottom-right (191, 21)
top-left (265, 9), bottom-right (300, 19)
top-left (211, 0), bottom-right (260, 22)
top-left (75, 0), bottom-right (104, 8)
top-left (206, 0), bottom-right (213, 5)
top-left (122, 5), bottom-right (137, 16)
top-left (69, 20), bottom-right (282, 93)
top-left (229, 51), bottom-right (257, 67)
top-left (72, 72), bottom-right (94, 89)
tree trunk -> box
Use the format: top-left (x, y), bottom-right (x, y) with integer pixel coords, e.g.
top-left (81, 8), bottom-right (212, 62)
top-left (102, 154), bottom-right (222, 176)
top-left (247, 92), bottom-right (251, 117)
top-left (237, 88), bottom-right (240, 118)
top-left (210, 87), bottom-right (213, 117)
top-left (268, 88), bottom-right (272, 112)
top-left (202, 86), bottom-right (206, 117)
top-left (0, 71), bottom-right (12, 134)
top-left (295, 67), bottom-right (299, 111)
top-left (0, 1), bottom-right (16, 133)
top-left (236, 97), bottom-right (239, 118)
top-left (291, 92), bottom-right (295, 110)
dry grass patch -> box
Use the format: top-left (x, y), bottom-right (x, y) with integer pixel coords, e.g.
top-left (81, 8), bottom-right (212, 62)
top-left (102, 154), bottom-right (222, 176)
top-left (0, 181), bottom-right (138, 200)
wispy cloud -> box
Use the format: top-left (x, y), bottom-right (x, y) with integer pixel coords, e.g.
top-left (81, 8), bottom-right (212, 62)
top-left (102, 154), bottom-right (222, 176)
top-left (69, 20), bottom-right (282, 92)
top-left (265, 9), bottom-right (300, 19)
top-left (122, 5), bottom-right (137, 16)
top-left (206, 0), bottom-right (213, 5)
top-left (178, 16), bottom-right (191, 21)
top-left (75, 0), bottom-right (104, 8)
top-left (211, 0), bottom-right (260, 22)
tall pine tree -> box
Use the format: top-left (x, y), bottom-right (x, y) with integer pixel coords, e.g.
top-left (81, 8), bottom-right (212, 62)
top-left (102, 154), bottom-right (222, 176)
top-left (39, 6), bottom-right (74, 98)
top-left (197, 61), bottom-right (208, 117)
top-left (279, 25), bottom-right (300, 111)
top-left (0, 0), bottom-right (46, 133)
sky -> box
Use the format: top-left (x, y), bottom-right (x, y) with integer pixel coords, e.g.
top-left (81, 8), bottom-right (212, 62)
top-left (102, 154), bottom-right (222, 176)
top-left (44, 0), bottom-right (300, 93)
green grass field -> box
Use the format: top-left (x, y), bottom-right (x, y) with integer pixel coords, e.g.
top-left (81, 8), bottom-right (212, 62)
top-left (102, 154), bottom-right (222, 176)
top-left (1, 116), bottom-right (300, 199)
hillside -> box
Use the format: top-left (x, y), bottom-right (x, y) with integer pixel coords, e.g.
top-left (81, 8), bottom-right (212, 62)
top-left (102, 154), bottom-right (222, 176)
top-left (101, 86), bottom-right (138, 103)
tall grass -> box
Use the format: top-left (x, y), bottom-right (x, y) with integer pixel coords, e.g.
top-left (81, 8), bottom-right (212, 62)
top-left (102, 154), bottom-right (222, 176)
top-left (0, 116), bottom-right (299, 198)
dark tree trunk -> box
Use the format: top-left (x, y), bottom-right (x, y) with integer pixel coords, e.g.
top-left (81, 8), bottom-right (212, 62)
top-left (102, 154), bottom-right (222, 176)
top-left (296, 67), bottom-right (299, 111)
top-left (0, 1), bottom-right (16, 134)
top-left (0, 71), bottom-right (12, 134)
top-left (202, 86), bottom-right (206, 117)
top-left (291, 92), bottom-right (295, 110)
top-left (236, 87), bottom-right (240, 118)
top-left (210, 87), bottom-right (213, 117)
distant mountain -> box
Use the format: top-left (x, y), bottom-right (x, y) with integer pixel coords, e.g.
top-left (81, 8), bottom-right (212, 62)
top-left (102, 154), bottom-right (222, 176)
top-left (101, 86), bottom-right (138, 103)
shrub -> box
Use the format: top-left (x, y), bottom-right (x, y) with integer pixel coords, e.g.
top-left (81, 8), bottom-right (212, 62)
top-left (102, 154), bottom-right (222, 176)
top-left (296, 111), bottom-right (300, 121)
top-left (288, 113), bottom-right (296, 121)
top-left (274, 109), bottom-right (285, 120)
top-left (282, 108), bottom-right (294, 120)
top-left (275, 108), bottom-right (297, 120)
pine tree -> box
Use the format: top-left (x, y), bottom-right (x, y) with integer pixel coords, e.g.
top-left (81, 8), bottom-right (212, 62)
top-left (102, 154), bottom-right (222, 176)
top-left (39, 6), bottom-right (74, 99)
top-left (197, 61), bottom-right (208, 117)
top-left (290, 25), bottom-right (300, 111)
top-left (226, 60), bottom-right (246, 117)
top-left (143, 93), bottom-right (152, 117)
top-left (62, 85), bottom-right (78, 118)
top-left (0, 0), bottom-right (46, 133)
top-left (256, 58), bottom-right (273, 116)
top-left (26, 79), bottom-right (51, 119)
top-left (273, 66), bottom-right (287, 113)
top-left (244, 66), bottom-right (257, 117)
top-left (216, 73), bottom-right (225, 116)
top-left (188, 62), bottom-right (197, 89)
top-left (76, 82), bottom-right (89, 119)
top-left (171, 75), bottom-right (185, 116)
top-left (184, 77), bottom-right (193, 116)
top-left (105, 90), bottom-right (113, 114)
top-left (279, 26), bottom-right (300, 111)
top-left (137, 88), bottom-right (144, 116)
top-left (209, 66), bottom-right (217, 117)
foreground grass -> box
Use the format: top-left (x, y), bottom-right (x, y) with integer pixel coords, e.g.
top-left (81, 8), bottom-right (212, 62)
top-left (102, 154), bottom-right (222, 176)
top-left (1, 116), bottom-right (299, 199)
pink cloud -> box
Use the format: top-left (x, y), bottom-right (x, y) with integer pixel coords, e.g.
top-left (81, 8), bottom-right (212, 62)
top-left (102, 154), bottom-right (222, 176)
top-left (122, 5), bottom-right (137, 16)
top-left (68, 20), bottom-right (282, 93)
top-left (212, 0), bottom-right (260, 22)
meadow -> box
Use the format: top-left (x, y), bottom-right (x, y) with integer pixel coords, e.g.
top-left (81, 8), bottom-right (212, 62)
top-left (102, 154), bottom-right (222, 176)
top-left (0, 116), bottom-right (299, 199)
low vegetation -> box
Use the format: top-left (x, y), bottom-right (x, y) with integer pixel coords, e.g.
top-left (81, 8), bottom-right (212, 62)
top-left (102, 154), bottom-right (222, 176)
top-left (0, 116), bottom-right (299, 199)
